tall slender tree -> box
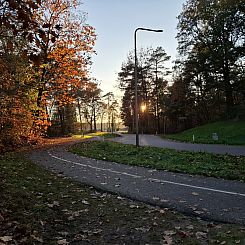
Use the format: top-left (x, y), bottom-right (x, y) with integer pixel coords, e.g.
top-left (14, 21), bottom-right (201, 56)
top-left (148, 47), bottom-right (170, 133)
top-left (118, 47), bottom-right (170, 133)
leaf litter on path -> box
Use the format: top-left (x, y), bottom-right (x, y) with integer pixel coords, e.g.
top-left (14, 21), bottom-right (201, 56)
top-left (1, 153), bottom-right (245, 244)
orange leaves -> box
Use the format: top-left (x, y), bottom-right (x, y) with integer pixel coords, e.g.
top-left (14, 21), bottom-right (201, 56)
top-left (0, 93), bottom-right (34, 152)
top-left (81, 25), bottom-right (97, 52)
top-left (1, 0), bottom-right (97, 146)
top-left (43, 23), bottom-right (94, 106)
top-left (32, 109), bottom-right (51, 135)
top-left (0, 45), bottom-right (41, 150)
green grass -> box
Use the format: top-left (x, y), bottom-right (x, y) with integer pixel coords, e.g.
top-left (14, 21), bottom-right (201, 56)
top-left (162, 120), bottom-right (245, 145)
top-left (101, 133), bottom-right (121, 139)
top-left (70, 141), bottom-right (245, 182)
top-left (1, 153), bottom-right (245, 244)
top-left (73, 131), bottom-right (120, 140)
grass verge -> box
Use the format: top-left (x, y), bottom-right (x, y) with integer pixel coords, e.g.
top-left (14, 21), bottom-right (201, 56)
top-left (1, 153), bottom-right (245, 244)
top-left (70, 141), bottom-right (245, 182)
top-left (72, 132), bottom-right (120, 140)
top-left (162, 121), bottom-right (245, 145)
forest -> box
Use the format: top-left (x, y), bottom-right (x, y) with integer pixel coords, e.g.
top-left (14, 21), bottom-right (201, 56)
top-left (118, 0), bottom-right (245, 134)
top-left (0, 0), bottom-right (117, 152)
top-left (0, 0), bottom-right (244, 152)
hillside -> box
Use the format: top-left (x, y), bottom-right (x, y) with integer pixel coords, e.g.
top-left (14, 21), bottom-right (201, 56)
top-left (163, 121), bottom-right (245, 145)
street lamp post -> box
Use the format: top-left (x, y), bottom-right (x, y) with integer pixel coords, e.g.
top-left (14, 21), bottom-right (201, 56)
top-left (134, 28), bottom-right (163, 147)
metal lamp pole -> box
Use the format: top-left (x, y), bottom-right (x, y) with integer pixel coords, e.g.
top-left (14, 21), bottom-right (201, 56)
top-left (134, 28), bottom-right (163, 147)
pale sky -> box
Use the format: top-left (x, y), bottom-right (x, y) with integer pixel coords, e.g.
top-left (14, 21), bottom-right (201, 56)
top-left (81, 0), bottom-right (186, 97)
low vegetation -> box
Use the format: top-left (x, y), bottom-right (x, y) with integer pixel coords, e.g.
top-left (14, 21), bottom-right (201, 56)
top-left (162, 121), bottom-right (245, 145)
top-left (70, 141), bottom-right (245, 181)
top-left (1, 153), bottom-right (245, 244)
top-left (73, 132), bottom-right (120, 140)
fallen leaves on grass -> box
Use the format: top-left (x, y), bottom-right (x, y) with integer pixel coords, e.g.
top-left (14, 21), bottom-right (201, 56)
top-left (195, 231), bottom-right (207, 240)
top-left (178, 230), bottom-right (190, 238)
top-left (81, 200), bottom-right (90, 205)
top-left (57, 238), bottom-right (68, 244)
top-left (2, 153), bottom-right (245, 244)
top-left (0, 236), bottom-right (13, 242)
top-left (163, 230), bottom-right (176, 245)
top-left (0, 215), bottom-right (4, 222)
top-left (31, 235), bottom-right (43, 242)
top-left (47, 201), bottom-right (60, 208)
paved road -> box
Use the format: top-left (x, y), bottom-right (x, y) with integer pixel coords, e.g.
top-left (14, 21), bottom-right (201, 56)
top-left (112, 134), bottom-right (245, 156)
top-left (30, 144), bottom-right (245, 225)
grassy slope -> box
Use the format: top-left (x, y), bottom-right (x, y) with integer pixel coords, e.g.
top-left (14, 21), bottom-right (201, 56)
top-left (1, 153), bottom-right (245, 244)
top-left (70, 141), bottom-right (245, 182)
top-left (162, 121), bottom-right (245, 145)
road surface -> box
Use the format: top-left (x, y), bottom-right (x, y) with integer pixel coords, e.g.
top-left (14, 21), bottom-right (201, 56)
top-left (112, 134), bottom-right (245, 156)
top-left (30, 144), bottom-right (245, 225)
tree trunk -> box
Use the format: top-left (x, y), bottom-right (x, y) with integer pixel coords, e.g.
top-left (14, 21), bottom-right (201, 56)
top-left (100, 113), bottom-right (104, 132)
top-left (90, 116), bottom-right (93, 131)
top-left (111, 112), bottom-right (114, 133)
top-left (223, 58), bottom-right (234, 117)
top-left (155, 61), bottom-right (161, 134)
top-left (58, 107), bottom-right (65, 135)
top-left (77, 99), bottom-right (83, 132)
top-left (93, 107), bottom-right (96, 131)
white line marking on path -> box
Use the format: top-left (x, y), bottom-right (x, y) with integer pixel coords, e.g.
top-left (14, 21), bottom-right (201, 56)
top-left (48, 151), bottom-right (245, 197)
top-left (48, 152), bottom-right (140, 178)
top-left (148, 178), bottom-right (245, 197)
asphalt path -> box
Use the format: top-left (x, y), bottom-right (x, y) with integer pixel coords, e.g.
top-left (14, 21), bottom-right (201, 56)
top-left (112, 134), bottom-right (245, 156)
top-left (30, 143), bottom-right (245, 225)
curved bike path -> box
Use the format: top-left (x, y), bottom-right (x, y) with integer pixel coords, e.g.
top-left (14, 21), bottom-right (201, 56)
top-left (112, 134), bottom-right (245, 156)
top-left (30, 142), bottom-right (245, 225)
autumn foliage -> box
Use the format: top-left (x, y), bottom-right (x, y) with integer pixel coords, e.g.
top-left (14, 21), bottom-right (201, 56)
top-left (0, 0), bottom-right (96, 152)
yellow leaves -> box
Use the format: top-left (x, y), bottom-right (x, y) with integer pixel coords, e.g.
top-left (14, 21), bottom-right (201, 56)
top-left (39, 63), bottom-right (49, 69)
